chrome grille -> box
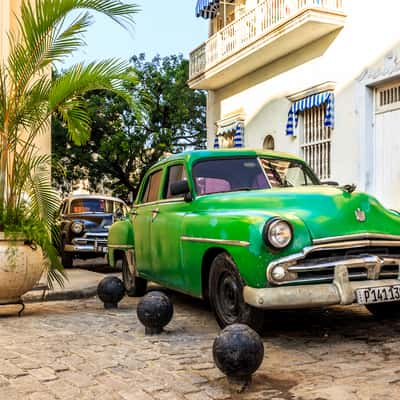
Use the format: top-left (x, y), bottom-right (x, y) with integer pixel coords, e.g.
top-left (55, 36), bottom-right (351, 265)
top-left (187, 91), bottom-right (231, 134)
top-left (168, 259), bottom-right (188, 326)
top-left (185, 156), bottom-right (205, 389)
top-left (267, 234), bottom-right (400, 285)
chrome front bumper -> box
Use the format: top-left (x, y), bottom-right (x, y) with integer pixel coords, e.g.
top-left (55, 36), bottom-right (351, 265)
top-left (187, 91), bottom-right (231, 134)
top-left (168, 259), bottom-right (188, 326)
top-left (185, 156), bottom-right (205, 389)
top-left (244, 264), bottom-right (400, 309)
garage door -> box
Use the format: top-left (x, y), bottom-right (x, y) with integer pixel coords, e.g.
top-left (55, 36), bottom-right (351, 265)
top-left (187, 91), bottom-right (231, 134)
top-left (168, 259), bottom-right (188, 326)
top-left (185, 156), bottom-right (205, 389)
top-left (374, 82), bottom-right (400, 209)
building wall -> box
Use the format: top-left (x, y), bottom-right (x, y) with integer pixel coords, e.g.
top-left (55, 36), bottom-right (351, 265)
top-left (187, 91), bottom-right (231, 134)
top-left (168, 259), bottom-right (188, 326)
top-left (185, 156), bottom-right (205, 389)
top-left (0, 0), bottom-right (50, 157)
top-left (207, 0), bottom-right (400, 194)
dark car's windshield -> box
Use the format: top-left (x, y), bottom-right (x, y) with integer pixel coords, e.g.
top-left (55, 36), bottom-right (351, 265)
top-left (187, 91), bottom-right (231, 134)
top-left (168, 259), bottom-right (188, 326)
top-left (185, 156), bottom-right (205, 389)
top-left (192, 157), bottom-right (319, 195)
top-left (70, 198), bottom-right (123, 213)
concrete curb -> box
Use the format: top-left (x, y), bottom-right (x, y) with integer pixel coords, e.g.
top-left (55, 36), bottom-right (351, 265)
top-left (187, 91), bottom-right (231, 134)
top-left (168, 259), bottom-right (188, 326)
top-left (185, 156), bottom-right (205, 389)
top-left (23, 286), bottom-right (98, 303)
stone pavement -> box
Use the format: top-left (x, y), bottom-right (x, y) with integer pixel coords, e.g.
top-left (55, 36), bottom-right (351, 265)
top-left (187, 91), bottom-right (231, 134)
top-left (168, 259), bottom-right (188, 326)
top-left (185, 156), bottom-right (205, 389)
top-left (1, 292), bottom-right (400, 400)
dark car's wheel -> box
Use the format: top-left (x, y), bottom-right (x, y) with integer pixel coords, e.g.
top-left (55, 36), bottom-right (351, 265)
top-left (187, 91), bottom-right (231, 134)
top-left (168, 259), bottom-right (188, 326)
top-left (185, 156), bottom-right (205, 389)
top-left (61, 238), bottom-right (73, 268)
top-left (120, 252), bottom-right (147, 297)
top-left (209, 252), bottom-right (264, 333)
top-left (366, 302), bottom-right (400, 318)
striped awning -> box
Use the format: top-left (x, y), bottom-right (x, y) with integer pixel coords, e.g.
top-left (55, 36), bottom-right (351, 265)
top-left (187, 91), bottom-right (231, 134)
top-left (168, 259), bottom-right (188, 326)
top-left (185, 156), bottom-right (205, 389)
top-left (214, 121), bottom-right (244, 148)
top-left (196, 0), bottom-right (220, 19)
top-left (286, 92), bottom-right (335, 136)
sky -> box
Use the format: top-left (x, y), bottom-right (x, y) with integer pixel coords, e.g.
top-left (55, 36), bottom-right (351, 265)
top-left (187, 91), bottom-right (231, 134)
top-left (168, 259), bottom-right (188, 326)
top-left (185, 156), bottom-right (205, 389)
top-left (62, 1), bottom-right (208, 67)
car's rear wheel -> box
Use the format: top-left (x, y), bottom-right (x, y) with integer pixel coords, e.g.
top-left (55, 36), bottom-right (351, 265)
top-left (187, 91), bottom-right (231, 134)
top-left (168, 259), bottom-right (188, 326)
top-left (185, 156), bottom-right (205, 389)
top-left (61, 238), bottom-right (73, 268)
top-left (120, 251), bottom-right (147, 297)
top-left (365, 302), bottom-right (400, 318)
top-left (209, 252), bottom-right (264, 333)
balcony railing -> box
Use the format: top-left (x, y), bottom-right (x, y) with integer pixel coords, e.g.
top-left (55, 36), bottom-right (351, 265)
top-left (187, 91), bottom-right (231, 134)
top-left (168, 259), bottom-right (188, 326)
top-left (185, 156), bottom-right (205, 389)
top-left (189, 0), bottom-right (344, 80)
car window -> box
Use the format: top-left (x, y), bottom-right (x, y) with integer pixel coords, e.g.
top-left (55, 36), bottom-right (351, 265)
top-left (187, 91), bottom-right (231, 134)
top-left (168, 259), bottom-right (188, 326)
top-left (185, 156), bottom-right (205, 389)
top-left (60, 201), bottom-right (67, 215)
top-left (70, 198), bottom-right (107, 213)
top-left (192, 157), bottom-right (319, 195)
top-left (192, 158), bottom-right (269, 195)
top-left (164, 164), bottom-right (187, 199)
top-left (112, 201), bottom-right (126, 215)
top-left (260, 158), bottom-right (319, 187)
top-left (141, 170), bottom-right (163, 203)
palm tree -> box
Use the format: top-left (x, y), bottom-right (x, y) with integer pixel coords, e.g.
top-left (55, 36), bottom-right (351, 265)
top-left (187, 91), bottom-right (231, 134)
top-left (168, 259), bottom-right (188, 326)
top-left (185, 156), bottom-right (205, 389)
top-left (0, 0), bottom-right (139, 286)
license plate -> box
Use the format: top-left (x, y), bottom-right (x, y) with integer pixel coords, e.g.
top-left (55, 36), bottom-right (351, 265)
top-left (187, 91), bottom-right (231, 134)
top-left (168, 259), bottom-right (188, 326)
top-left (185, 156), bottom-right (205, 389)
top-left (356, 285), bottom-right (400, 304)
top-left (96, 246), bottom-right (108, 253)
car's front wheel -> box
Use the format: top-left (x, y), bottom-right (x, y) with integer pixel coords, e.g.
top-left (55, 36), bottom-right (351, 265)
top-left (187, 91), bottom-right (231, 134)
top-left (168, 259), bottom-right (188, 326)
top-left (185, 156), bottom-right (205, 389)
top-left (119, 251), bottom-right (147, 297)
top-left (366, 302), bottom-right (400, 318)
top-left (209, 252), bottom-right (264, 333)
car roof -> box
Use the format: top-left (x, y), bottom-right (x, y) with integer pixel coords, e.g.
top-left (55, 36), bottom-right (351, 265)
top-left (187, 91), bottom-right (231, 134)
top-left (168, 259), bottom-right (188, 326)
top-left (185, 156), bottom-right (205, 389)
top-left (152, 148), bottom-right (305, 169)
top-left (64, 194), bottom-right (125, 203)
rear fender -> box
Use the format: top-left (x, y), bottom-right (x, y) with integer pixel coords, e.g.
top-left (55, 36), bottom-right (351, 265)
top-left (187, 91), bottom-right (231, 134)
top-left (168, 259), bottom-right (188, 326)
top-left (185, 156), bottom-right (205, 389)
top-left (107, 219), bottom-right (134, 267)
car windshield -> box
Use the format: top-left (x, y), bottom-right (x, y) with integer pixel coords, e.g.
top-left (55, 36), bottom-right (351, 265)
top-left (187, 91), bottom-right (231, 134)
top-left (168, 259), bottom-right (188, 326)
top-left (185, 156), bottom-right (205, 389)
top-left (70, 198), bottom-right (122, 213)
top-left (192, 157), bottom-right (319, 195)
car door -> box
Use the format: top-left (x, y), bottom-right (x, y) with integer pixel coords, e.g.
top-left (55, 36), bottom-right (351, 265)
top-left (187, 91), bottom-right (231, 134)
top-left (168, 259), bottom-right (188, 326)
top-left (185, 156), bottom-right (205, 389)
top-left (133, 169), bottom-right (163, 278)
top-left (150, 163), bottom-right (191, 291)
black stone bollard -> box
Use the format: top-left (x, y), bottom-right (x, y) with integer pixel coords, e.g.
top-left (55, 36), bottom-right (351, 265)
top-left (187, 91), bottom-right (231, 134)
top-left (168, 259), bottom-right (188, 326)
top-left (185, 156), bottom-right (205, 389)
top-left (97, 276), bottom-right (125, 309)
top-left (213, 324), bottom-right (264, 388)
top-left (137, 291), bottom-right (173, 335)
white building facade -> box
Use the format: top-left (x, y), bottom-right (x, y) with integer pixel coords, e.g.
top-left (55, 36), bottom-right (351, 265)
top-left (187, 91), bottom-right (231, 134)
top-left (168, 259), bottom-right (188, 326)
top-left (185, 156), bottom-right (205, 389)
top-left (189, 0), bottom-right (400, 209)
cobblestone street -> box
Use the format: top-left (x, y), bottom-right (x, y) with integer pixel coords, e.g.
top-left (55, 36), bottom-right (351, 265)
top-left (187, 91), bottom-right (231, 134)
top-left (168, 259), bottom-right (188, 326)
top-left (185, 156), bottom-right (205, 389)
top-left (1, 293), bottom-right (400, 400)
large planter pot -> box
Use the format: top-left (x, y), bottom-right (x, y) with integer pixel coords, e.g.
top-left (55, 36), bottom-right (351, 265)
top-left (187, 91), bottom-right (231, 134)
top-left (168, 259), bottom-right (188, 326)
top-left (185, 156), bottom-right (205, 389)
top-left (0, 233), bottom-right (44, 303)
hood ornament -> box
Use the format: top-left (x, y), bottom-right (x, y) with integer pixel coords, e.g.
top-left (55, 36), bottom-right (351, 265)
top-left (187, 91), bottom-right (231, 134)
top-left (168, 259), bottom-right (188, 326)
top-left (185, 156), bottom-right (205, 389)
top-left (355, 208), bottom-right (366, 222)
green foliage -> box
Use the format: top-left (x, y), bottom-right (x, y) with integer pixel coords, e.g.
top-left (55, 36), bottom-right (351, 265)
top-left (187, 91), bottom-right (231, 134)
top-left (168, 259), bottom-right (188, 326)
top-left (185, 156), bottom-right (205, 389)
top-left (52, 54), bottom-right (207, 200)
top-left (0, 0), bottom-right (138, 287)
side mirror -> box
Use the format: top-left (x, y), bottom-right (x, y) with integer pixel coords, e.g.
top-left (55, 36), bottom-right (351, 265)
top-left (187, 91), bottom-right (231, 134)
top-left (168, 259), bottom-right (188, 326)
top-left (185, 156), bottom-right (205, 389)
top-left (170, 180), bottom-right (192, 202)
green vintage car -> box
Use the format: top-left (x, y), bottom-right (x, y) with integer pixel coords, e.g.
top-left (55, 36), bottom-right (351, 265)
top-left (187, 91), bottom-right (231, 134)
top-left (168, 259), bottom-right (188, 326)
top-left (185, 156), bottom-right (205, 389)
top-left (108, 149), bottom-right (400, 331)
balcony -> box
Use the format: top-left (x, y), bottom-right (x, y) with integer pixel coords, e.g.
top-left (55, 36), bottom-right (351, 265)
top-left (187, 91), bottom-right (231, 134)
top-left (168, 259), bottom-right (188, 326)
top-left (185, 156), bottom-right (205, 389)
top-left (188, 0), bottom-right (346, 90)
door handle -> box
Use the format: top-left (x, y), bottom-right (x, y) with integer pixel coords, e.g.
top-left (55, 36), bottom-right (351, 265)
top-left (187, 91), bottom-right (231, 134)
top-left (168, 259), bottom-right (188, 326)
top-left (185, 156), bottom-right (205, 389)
top-left (151, 208), bottom-right (160, 222)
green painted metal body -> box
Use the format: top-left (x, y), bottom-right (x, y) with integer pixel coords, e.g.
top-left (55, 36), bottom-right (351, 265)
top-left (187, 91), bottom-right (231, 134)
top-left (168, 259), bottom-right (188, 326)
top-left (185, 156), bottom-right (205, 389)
top-left (108, 149), bottom-right (400, 299)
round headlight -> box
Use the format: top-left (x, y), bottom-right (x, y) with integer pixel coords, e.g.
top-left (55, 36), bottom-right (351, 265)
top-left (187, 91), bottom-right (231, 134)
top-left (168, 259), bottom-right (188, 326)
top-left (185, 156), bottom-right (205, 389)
top-left (264, 219), bottom-right (292, 249)
top-left (271, 266), bottom-right (286, 281)
top-left (71, 221), bottom-right (84, 234)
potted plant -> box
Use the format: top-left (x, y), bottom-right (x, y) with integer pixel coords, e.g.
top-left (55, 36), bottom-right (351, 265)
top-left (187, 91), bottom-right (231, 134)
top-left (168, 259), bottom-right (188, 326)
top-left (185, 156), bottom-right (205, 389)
top-left (0, 0), bottom-right (138, 304)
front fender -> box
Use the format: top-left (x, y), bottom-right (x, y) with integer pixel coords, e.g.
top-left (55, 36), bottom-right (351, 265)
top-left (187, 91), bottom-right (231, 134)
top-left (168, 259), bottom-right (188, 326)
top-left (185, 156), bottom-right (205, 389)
top-left (181, 210), bottom-right (312, 290)
top-left (107, 219), bottom-right (134, 267)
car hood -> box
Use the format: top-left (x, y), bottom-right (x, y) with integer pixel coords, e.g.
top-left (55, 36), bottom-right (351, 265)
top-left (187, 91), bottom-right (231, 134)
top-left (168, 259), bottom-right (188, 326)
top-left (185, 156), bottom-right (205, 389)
top-left (196, 186), bottom-right (400, 240)
top-left (67, 213), bottom-right (113, 230)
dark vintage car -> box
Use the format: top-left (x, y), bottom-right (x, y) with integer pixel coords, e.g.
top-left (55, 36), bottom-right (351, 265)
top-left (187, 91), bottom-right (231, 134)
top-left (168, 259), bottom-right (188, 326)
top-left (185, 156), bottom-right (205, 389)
top-left (57, 195), bottom-right (127, 267)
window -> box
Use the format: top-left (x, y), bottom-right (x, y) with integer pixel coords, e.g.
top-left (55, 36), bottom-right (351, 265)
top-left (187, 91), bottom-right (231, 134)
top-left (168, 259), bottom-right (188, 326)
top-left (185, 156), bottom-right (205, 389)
top-left (192, 157), bottom-right (318, 195)
top-left (376, 82), bottom-right (400, 113)
top-left (260, 158), bottom-right (318, 188)
top-left (164, 165), bottom-right (187, 199)
top-left (193, 158), bottom-right (266, 195)
top-left (263, 135), bottom-right (275, 150)
top-left (300, 104), bottom-right (332, 181)
top-left (70, 198), bottom-right (107, 213)
top-left (141, 170), bottom-right (163, 203)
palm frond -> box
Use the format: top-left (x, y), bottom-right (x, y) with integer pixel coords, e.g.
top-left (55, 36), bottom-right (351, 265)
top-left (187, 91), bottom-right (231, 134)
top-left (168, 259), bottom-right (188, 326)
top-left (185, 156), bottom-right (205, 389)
top-left (0, 0), bottom-right (140, 288)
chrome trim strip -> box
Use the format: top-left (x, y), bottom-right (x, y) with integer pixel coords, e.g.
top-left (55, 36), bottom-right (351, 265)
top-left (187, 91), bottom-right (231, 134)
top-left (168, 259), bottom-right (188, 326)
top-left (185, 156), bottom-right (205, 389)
top-left (181, 236), bottom-right (250, 247)
top-left (287, 255), bottom-right (382, 273)
top-left (108, 244), bottom-right (134, 249)
top-left (134, 197), bottom-right (185, 208)
top-left (85, 232), bottom-right (108, 237)
top-left (313, 233), bottom-right (400, 245)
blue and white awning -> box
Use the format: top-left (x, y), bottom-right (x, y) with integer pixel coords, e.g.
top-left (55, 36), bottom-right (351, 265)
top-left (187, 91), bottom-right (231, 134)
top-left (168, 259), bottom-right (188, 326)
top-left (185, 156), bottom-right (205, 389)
top-left (196, 0), bottom-right (220, 19)
top-left (214, 121), bottom-right (244, 148)
top-left (286, 92), bottom-right (335, 136)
